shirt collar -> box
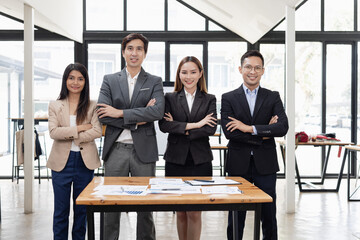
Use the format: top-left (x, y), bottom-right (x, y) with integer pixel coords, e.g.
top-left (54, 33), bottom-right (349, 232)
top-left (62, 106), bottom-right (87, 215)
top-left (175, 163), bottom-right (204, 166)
top-left (243, 84), bottom-right (259, 95)
top-left (126, 68), bottom-right (140, 80)
top-left (184, 88), bottom-right (196, 98)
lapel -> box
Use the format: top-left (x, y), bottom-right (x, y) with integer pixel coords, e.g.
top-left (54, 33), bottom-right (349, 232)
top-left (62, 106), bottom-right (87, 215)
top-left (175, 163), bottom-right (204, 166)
top-left (189, 89), bottom-right (203, 121)
top-left (117, 68), bottom-right (131, 108)
top-left (130, 68), bottom-right (147, 108)
top-left (252, 86), bottom-right (266, 121)
top-left (178, 89), bottom-right (190, 120)
top-left (236, 85), bottom-right (252, 120)
top-left (60, 98), bottom-right (70, 127)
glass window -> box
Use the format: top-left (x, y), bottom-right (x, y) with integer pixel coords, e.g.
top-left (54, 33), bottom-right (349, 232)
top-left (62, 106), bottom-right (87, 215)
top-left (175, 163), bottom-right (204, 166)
top-left (0, 14), bottom-right (23, 30)
top-left (295, 42), bottom-right (322, 176)
top-left (260, 44), bottom-right (286, 174)
top-left (208, 42), bottom-right (247, 101)
top-left (0, 42), bottom-right (23, 155)
top-left (169, 44), bottom-right (203, 82)
top-left (168, 0), bottom-right (205, 31)
top-left (295, 42), bottom-right (322, 133)
top-left (86, 0), bottom-right (124, 30)
top-left (0, 41), bottom-right (73, 176)
top-left (88, 44), bottom-right (122, 100)
top-left (209, 21), bottom-right (225, 31)
top-left (142, 42), bottom-right (165, 81)
top-left (127, 0), bottom-right (164, 30)
top-left (295, 0), bottom-right (321, 31)
top-left (33, 41), bottom-right (74, 116)
top-left (325, 0), bottom-right (353, 31)
top-left (326, 44), bottom-right (351, 173)
top-left (260, 44), bottom-right (285, 101)
top-left (274, 0), bottom-right (321, 31)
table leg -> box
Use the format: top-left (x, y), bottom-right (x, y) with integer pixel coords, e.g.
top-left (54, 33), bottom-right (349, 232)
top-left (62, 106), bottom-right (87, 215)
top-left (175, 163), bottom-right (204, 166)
top-left (319, 146), bottom-right (332, 184)
top-left (232, 210), bottom-right (239, 240)
top-left (336, 148), bottom-right (348, 192)
top-left (295, 157), bottom-right (303, 192)
top-left (348, 149), bottom-right (351, 201)
top-left (223, 149), bottom-right (227, 177)
top-left (100, 211), bottom-right (104, 240)
top-left (12, 121), bottom-right (16, 182)
top-left (253, 204), bottom-right (261, 240)
top-left (280, 145), bottom-right (303, 191)
top-left (87, 208), bottom-right (95, 240)
top-left (280, 145), bottom-right (286, 167)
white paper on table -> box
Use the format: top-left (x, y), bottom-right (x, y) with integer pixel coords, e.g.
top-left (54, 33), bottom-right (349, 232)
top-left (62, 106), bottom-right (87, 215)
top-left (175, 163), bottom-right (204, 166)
top-left (149, 178), bottom-right (184, 185)
top-left (147, 185), bottom-right (201, 194)
top-left (92, 185), bottom-right (148, 196)
top-left (185, 178), bottom-right (241, 186)
top-left (201, 186), bottom-right (243, 194)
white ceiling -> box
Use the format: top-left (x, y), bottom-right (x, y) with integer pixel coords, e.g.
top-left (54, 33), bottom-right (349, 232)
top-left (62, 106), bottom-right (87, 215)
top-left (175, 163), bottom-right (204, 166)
top-left (0, 0), bottom-right (82, 43)
top-left (0, 0), bottom-right (303, 44)
top-left (182, 0), bottom-right (303, 44)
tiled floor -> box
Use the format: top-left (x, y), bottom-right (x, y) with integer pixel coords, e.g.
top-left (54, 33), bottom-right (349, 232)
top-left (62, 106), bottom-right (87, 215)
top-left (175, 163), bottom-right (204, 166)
top-left (0, 177), bottom-right (360, 240)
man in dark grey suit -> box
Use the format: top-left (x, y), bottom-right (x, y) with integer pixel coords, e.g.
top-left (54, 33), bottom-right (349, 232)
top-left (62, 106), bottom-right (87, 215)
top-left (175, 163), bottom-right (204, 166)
top-left (97, 33), bottom-right (165, 240)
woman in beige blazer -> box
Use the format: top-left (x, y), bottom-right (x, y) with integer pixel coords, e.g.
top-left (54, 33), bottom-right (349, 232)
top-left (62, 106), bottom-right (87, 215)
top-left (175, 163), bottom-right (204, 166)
top-left (47, 63), bottom-right (101, 240)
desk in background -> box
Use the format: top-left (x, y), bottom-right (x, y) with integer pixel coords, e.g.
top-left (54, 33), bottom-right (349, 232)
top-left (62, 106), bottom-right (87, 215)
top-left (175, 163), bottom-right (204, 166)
top-left (344, 145), bottom-right (360, 201)
top-left (76, 176), bottom-right (272, 240)
top-left (279, 140), bottom-right (353, 192)
top-left (10, 118), bottom-right (48, 182)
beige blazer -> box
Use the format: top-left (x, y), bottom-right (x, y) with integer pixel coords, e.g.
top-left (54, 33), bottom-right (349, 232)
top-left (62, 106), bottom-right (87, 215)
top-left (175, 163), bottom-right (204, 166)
top-left (47, 99), bottom-right (102, 172)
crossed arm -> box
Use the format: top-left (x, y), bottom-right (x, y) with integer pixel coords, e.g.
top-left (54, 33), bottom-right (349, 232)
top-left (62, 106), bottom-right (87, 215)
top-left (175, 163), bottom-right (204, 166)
top-left (221, 94), bottom-right (286, 145)
top-left (96, 76), bottom-right (165, 130)
top-left (159, 96), bottom-right (217, 140)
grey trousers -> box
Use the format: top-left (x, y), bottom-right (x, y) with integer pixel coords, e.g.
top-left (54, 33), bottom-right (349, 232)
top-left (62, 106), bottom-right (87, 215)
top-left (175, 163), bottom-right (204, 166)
top-left (104, 142), bottom-right (156, 240)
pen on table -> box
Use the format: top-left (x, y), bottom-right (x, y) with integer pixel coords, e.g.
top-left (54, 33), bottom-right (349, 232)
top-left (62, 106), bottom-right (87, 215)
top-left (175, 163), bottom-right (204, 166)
top-left (193, 179), bottom-right (215, 183)
top-left (160, 188), bottom-right (181, 191)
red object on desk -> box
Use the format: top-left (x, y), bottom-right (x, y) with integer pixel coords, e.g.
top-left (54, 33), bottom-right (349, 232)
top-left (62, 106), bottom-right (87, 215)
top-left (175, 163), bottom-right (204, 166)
top-left (316, 135), bottom-right (340, 142)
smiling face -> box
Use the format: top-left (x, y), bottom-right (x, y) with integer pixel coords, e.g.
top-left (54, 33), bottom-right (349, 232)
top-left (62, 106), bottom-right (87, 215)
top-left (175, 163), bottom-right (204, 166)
top-left (179, 61), bottom-right (203, 94)
top-left (66, 70), bottom-right (85, 95)
top-left (239, 56), bottom-right (265, 91)
top-left (122, 39), bottom-right (146, 72)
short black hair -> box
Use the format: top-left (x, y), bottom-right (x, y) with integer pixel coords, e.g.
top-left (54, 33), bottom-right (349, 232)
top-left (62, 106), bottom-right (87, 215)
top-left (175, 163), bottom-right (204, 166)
top-left (240, 50), bottom-right (264, 66)
top-left (121, 33), bottom-right (149, 54)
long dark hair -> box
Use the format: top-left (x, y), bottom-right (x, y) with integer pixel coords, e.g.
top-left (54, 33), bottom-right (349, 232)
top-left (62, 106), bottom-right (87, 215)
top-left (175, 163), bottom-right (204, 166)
top-left (58, 63), bottom-right (90, 125)
top-left (174, 56), bottom-right (207, 93)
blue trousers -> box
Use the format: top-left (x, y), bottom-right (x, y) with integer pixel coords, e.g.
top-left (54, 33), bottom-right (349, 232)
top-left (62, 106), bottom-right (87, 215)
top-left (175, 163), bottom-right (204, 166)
top-left (227, 158), bottom-right (277, 240)
top-left (52, 151), bottom-right (94, 240)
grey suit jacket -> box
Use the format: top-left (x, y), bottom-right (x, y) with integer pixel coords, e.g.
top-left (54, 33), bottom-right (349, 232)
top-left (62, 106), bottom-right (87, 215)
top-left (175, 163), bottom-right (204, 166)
top-left (97, 68), bottom-right (165, 163)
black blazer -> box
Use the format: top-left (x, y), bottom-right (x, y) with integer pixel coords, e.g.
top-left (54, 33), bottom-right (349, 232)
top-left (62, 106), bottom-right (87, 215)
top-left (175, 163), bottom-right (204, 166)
top-left (221, 85), bottom-right (288, 175)
top-left (159, 89), bottom-right (217, 165)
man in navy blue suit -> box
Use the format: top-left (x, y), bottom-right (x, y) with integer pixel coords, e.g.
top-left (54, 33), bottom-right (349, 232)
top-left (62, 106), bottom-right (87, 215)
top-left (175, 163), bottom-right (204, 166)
top-left (221, 50), bottom-right (288, 240)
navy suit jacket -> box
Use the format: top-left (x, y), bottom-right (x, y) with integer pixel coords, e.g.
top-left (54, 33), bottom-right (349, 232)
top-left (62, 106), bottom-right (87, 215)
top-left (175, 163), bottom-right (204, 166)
top-left (221, 84), bottom-right (288, 175)
top-left (159, 89), bottom-right (217, 165)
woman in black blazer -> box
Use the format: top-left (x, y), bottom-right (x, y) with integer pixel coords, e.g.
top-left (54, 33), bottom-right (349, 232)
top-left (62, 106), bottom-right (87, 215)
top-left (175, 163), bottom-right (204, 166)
top-left (159, 56), bottom-right (217, 240)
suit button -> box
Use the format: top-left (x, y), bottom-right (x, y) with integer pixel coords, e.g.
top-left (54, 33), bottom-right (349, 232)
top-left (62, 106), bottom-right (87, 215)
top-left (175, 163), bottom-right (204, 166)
top-left (80, 147), bottom-right (83, 150)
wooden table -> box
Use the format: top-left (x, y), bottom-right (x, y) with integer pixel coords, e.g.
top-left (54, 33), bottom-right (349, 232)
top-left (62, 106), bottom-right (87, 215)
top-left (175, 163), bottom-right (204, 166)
top-left (279, 140), bottom-right (353, 192)
top-left (76, 176), bottom-right (272, 240)
top-left (344, 145), bottom-right (360, 201)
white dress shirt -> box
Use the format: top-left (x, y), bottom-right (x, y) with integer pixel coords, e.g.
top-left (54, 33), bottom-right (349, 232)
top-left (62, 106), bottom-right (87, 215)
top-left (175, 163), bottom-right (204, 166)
top-left (70, 115), bottom-right (80, 152)
top-left (184, 89), bottom-right (196, 113)
top-left (116, 69), bottom-right (140, 144)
